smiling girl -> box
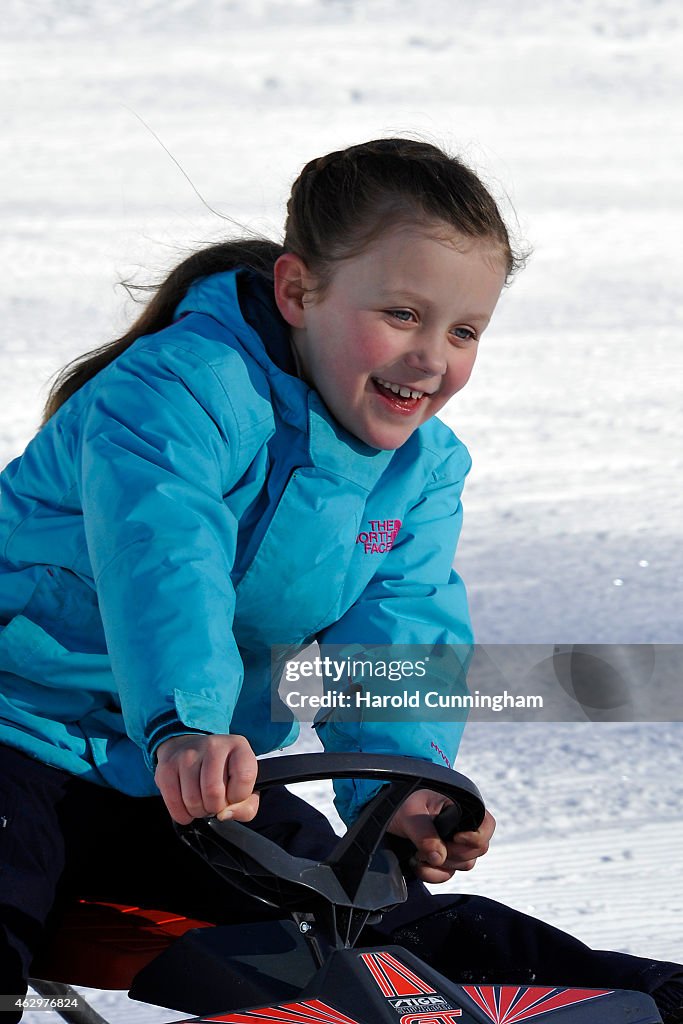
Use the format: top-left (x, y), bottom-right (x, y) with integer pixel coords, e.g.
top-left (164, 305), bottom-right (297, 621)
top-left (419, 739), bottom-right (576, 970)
top-left (1, 138), bottom-right (681, 1020)
top-left (275, 221), bottom-right (503, 451)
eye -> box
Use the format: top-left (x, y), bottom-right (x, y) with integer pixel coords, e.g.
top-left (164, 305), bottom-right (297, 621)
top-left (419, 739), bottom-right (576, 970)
top-left (387, 309), bottom-right (417, 323)
top-left (451, 326), bottom-right (478, 343)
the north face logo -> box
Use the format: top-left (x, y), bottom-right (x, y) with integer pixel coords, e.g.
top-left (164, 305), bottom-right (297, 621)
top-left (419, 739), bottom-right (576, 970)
top-left (356, 519), bottom-right (402, 554)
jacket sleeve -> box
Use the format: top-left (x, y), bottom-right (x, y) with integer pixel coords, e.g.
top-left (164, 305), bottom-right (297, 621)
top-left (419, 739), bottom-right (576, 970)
top-left (315, 438), bottom-right (473, 825)
top-left (78, 339), bottom-right (255, 770)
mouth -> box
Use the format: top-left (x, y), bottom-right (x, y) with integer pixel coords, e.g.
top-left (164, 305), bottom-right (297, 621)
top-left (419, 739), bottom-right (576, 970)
top-left (373, 376), bottom-right (431, 399)
top-left (371, 376), bottom-right (434, 415)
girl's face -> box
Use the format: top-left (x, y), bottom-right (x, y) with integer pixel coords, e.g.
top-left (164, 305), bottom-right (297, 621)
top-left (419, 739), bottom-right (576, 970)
top-left (276, 222), bottom-right (507, 451)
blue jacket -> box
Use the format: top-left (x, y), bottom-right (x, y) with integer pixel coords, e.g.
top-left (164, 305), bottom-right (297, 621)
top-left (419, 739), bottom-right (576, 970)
top-left (0, 269), bottom-right (473, 822)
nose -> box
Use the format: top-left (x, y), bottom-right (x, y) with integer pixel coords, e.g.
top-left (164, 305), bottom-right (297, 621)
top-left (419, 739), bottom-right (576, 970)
top-left (404, 335), bottom-right (448, 377)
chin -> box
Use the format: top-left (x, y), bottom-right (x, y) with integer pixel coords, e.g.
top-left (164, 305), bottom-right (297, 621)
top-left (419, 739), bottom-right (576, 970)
top-left (358, 426), bottom-right (415, 451)
top-left (335, 407), bottom-right (418, 451)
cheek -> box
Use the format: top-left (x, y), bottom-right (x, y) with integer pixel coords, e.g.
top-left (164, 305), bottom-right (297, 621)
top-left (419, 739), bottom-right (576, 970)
top-left (355, 325), bottom-right (398, 370)
top-left (333, 333), bottom-right (387, 384)
top-left (321, 314), bottom-right (379, 370)
top-left (447, 353), bottom-right (478, 393)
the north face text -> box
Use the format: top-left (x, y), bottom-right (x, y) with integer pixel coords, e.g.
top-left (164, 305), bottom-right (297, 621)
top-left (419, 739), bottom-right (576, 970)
top-left (356, 519), bottom-right (402, 554)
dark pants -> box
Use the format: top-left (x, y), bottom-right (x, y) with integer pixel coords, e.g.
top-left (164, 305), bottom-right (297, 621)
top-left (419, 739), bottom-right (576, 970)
top-left (1, 744), bottom-right (680, 1016)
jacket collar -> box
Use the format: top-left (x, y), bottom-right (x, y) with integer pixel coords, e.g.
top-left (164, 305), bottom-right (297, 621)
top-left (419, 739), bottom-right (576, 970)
top-left (175, 269), bottom-right (394, 488)
top-left (307, 391), bottom-right (393, 490)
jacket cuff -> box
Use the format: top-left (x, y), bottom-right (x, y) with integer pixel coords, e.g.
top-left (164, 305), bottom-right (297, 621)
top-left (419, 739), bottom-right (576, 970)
top-left (144, 710), bottom-right (210, 770)
top-left (141, 686), bottom-right (234, 771)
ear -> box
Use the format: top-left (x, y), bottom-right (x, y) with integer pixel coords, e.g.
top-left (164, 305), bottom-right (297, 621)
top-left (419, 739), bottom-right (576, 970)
top-left (273, 253), bottom-right (313, 328)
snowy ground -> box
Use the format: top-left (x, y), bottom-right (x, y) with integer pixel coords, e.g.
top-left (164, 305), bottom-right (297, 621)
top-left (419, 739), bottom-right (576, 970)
top-left (1, 0), bottom-right (682, 1019)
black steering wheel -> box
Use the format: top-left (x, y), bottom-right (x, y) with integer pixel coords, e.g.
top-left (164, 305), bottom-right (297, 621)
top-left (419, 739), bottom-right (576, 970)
top-left (177, 752), bottom-right (485, 948)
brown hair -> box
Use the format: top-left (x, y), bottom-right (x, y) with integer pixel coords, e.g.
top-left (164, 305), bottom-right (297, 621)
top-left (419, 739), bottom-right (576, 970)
top-left (42, 137), bottom-right (526, 423)
top-left (284, 138), bottom-right (523, 287)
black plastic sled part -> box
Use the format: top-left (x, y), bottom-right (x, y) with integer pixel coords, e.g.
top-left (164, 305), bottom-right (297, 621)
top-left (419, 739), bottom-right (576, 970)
top-left (176, 752), bottom-right (485, 949)
top-left (173, 944), bottom-right (663, 1024)
top-left (130, 919), bottom-right (318, 1017)
top-left (135, 753), bottom-right (486, 1015)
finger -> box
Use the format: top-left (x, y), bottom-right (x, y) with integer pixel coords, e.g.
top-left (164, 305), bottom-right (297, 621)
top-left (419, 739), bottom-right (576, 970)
top-left (444, 855), bottom-right (478, 872)
top-left (225, 740), bottom-right (258, 807)
top-left (445, 827), bottom-right (485, 847)
top-left (155, 765), bottom-right (195, 825)
top-left (446, 831), bottom-right (491, 862)
top-left (479, 809), bottom-right (496, 841)
top-left (453, 859), bottom-right (478, 872)
top-left (444, 810), bottom-right (495, 861)
top-left (217, 791), bottom-right (260, 823)
top-left (409, 859), bottom-right (456, 884)
top-left (199, 745), bottom-right (230, 816)
top-left (410, 851), bottom-right (479, 882)
top-left (401, 809), bottom-right (449, 867)
top-left (177, 757), bottom-right (206, 821)
top-left (451, 810), bottom-right (496, 845)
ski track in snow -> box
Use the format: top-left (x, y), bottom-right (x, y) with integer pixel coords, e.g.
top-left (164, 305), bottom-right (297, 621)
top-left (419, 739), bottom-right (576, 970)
top-left (3, 1), bottom-right (681, 1019)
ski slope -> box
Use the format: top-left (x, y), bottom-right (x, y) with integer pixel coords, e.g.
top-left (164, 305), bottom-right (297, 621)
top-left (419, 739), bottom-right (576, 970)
top-left (1, 1), bottom-right (681, 1019)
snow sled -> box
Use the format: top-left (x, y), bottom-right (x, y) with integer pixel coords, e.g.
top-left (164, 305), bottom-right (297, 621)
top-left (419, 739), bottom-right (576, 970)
top-left (29, 753), bottom-right (664, 1023)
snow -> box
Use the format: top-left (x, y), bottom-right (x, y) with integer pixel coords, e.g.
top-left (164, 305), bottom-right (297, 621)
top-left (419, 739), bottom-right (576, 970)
top-left (1, 0), bottom-right (681, 1019)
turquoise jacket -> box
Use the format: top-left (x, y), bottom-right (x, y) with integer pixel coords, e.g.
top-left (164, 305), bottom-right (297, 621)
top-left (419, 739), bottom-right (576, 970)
top-left (0, 269), bottom-right (473, 822)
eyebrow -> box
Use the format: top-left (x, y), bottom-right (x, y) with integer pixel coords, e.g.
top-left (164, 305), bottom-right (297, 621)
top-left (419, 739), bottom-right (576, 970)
top-left (380, 289), bottom-right (431, 305)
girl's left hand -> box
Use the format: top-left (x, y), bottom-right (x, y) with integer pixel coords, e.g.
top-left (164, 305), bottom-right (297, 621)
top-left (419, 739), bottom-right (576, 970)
top-left (387, 788), bottom-right (496, 884)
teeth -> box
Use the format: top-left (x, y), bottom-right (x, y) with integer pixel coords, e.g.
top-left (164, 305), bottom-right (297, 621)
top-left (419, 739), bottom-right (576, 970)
top-left (375, 377), bottom-right (425, 400)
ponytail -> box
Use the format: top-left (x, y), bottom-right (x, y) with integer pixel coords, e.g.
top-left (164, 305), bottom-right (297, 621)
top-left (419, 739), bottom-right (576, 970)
top-left (42, 237), bottom-right (283, 424)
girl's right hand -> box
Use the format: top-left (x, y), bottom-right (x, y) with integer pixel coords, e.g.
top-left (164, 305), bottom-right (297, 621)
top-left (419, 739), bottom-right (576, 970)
top-left (154, 733), bottom-right (259, 825)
